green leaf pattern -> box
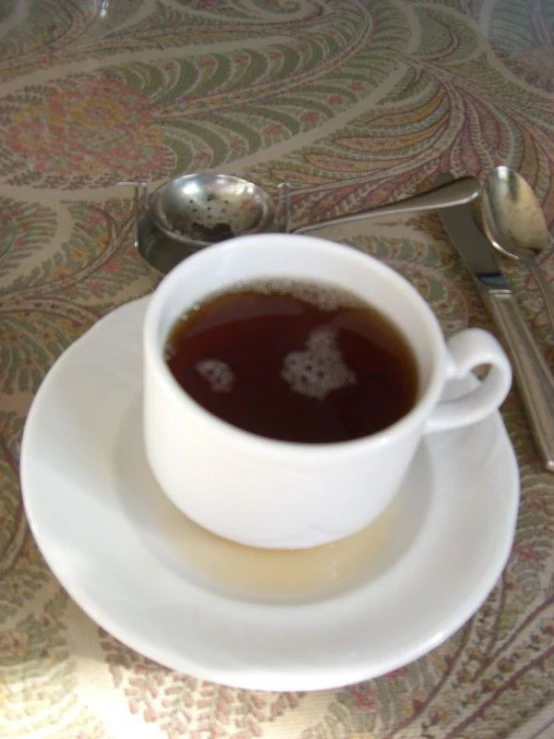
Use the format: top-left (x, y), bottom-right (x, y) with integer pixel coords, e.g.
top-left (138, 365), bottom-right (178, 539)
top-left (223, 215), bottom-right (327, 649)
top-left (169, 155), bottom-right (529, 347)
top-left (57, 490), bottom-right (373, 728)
top-left (1, 0), bottom-right (554, 736)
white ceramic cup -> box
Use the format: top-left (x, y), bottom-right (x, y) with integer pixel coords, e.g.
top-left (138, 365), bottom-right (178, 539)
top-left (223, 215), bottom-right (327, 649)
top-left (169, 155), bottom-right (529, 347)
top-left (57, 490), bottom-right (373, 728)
top-left (143, 234), bottom-right (512, 549)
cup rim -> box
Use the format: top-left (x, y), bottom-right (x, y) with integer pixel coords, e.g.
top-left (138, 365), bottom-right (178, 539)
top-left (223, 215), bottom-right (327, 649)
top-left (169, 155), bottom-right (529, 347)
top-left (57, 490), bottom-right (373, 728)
top-left (144, 234), bottom-right (447, 458)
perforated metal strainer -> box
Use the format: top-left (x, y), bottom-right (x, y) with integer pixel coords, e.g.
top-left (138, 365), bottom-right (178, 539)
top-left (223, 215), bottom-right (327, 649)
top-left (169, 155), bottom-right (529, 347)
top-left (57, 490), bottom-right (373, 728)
top-left (151, 173), bottom-right (277, 246)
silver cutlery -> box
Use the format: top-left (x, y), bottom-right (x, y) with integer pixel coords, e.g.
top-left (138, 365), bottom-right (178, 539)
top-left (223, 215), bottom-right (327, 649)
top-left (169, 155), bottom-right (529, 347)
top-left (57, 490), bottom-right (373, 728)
top-left (149, 172), bottom-right (480, 248)
top-left (482, 165), bottom-right (554, 333)
top-left (437, 173), bottom-right (554, 472)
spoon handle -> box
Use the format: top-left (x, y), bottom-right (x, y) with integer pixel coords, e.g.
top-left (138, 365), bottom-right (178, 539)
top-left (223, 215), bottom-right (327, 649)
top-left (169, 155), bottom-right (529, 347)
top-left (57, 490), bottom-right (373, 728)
top-left (294, 176), bottom-right (481, 234)
top-left (484, 290), bottom-right (554, 472)
top-left (527, 259), bottom-right (554, 335)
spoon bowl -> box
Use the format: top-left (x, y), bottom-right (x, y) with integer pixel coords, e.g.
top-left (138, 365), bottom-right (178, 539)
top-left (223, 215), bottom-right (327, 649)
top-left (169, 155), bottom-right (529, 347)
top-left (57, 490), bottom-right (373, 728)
top-left (483, 166), bottom-right (549, 260)
top-left (483, 165), bottom-right (554, 332)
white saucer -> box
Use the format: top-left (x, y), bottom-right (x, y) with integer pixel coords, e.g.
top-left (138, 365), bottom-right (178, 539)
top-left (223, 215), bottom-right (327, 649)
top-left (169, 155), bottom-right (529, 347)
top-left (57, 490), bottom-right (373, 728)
top-left (21, 297), bottom-right (520, 692)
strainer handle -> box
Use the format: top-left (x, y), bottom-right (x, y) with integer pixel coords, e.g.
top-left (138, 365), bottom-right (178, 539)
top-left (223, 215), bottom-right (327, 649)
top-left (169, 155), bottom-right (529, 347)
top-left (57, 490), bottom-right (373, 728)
top-left (294, 176), bottom-right (480, 234)
top-left (117, 181), bottom-right (149, 248)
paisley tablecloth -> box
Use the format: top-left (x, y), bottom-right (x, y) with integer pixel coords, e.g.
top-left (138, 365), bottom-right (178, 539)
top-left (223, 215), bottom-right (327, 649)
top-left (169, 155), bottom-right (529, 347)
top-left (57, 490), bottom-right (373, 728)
top-left (1, 1), bottom-right (554, 737)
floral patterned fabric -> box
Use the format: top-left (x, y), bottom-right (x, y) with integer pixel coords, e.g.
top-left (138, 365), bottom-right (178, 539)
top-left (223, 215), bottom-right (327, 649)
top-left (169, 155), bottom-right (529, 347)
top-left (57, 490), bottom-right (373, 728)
top-left (1, 0), bottom-right (554, 737)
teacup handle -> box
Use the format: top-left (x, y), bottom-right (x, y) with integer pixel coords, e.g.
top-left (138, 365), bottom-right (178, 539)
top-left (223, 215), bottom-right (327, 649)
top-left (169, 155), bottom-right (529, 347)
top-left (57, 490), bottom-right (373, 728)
top-left (425, 328), bottom-right (512, 434)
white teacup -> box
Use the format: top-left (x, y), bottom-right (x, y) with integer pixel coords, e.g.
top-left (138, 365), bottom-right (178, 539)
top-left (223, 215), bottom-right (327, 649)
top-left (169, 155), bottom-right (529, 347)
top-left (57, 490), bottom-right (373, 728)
top-left (143, 234), bottom-right (511, 549)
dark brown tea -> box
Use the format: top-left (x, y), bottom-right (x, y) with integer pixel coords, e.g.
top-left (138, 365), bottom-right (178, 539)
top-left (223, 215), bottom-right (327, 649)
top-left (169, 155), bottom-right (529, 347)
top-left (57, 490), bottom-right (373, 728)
top-left (165, 280), bottom-right (418, 443)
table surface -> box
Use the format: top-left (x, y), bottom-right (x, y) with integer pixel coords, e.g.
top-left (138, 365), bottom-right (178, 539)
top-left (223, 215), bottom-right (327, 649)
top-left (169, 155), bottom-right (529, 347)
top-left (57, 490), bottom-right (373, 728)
top-left (1, 1), bottom-right (554, 737)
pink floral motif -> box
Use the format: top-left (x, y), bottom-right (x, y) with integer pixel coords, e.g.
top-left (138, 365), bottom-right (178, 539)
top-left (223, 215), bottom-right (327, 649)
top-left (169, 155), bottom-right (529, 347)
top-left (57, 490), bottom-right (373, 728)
top-left (513, 542), bottom-right (540, 562)
top-left (0, 630), bottom-right (30, 657)
top-left (229, 137), bottom-right (246, 151)
top-left (193, 152), bottom-right (212, 165)
top-left (5, 77), bottom-right (171, 180)
top-left (264, 122), bottom-right (285, 136)
top-left (385, 666), bottom-right (408, 679)
top-left (542, 619), bottom-right (554, 637)
top-left (527, 494), bottom-right (545, 512)
top-left (350, 683), bottom-right (381, 712)
top-left (87, 280), bottom-right (106, 297)
top-left (301, 110), bottom-right (320, 124)
top-left (197, 57), bottom-right (218, 67)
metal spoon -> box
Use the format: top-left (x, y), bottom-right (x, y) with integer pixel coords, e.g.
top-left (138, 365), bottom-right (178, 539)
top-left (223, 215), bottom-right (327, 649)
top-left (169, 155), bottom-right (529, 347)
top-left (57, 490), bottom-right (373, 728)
top-left (151, 173), bottom-right (481, 248)
top-left (483, 166), bottom-right (554, 332)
